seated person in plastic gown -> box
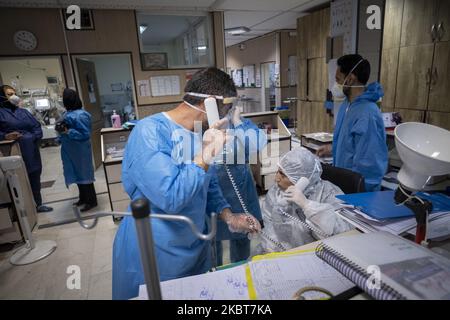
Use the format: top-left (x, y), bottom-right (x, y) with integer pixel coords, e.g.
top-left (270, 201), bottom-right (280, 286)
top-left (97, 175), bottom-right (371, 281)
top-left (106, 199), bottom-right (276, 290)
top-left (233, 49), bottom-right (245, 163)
top-left (257, 147), bottom-right (353, 253)
top-left (112, 67), bottom-right (260, 300)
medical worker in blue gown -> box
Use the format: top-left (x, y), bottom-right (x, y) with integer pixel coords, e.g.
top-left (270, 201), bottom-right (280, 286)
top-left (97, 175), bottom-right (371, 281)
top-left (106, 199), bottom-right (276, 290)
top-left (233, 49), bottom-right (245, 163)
top-left (112, 68), bottom-right (261, 300)
top-left (0, 85), bottom-right (52, 212)
top-left (213, 106), bottom-right (267, 266)
top-left (317, 54), bottom-right (388, 191)
top-left (57, 88), bottom-right (97, 212)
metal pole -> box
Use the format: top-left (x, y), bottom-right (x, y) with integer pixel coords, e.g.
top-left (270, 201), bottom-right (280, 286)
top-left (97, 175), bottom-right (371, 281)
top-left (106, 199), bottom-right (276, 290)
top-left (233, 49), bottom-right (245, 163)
top-left (131, 198), bottom-right (162, 300)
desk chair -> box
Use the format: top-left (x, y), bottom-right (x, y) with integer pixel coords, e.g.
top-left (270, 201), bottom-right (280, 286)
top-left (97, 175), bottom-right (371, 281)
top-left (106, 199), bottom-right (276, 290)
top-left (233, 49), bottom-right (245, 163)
top-left (321, 163), bottom-right (366, 194)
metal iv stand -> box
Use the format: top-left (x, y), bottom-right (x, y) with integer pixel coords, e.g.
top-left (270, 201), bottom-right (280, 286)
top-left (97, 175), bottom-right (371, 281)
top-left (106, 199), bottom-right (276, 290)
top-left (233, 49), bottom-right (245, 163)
top-left (72, 198), bottom-right (217, 300)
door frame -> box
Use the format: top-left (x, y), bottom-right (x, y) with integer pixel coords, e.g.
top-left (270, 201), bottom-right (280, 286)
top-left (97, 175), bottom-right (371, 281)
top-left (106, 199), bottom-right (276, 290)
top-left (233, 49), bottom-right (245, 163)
top-left (71, 52), bottom-right (139, 119)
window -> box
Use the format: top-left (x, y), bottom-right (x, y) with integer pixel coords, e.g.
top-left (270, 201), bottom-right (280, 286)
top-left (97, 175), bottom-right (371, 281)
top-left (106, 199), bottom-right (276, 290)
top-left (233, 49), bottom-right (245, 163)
top-left (136, 12), bottom-right (214, 69)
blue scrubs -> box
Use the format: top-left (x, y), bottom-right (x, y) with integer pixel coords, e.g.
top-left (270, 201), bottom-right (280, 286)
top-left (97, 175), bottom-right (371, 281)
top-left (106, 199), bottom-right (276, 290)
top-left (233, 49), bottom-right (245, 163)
top-left (333, 82), bottom-right (388, 191)
top-left (112, 113), bottom-right (230, 300)
top-left (213, 118), bottom-right (267, 264)
top-left (59, 109), bottom-right (95, 186)
top-left (0, 106), bottom-right (42, 174)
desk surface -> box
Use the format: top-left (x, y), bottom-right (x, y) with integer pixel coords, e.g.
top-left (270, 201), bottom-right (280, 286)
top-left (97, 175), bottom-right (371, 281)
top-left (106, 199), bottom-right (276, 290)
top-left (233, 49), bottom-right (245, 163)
top-left (0, 140), bottom-right (16, 145)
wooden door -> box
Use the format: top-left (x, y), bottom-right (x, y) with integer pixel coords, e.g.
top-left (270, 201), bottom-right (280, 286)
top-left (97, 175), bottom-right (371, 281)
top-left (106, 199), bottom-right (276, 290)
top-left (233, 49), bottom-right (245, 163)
top-left (75, 58), bottom-right (103, 169)
top-left (428, 41), bottom-right (450, 112)
top-left (395, 44), bottom-right (434, 110)
top-left (436, 0), bottom-right (450, 42)
top-left (400, 0), bottom-right (438, 47)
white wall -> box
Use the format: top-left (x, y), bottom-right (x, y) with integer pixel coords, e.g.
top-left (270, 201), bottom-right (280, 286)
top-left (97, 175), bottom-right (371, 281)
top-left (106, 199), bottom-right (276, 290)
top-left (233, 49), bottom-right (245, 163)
top-left (0, 57), bottom-right (64, 91)
top-left (88, 55), bottom-right (132, 96)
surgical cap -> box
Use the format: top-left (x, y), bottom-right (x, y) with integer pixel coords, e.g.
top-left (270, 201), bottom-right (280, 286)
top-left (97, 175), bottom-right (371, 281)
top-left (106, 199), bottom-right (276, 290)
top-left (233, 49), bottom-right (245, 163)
top-left (278, 147), bottom-right (323, 185)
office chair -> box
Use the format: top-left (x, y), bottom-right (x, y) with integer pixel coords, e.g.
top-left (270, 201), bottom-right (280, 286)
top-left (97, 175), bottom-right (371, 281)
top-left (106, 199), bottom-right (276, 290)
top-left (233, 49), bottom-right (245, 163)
top-left (321, 163), bottom-right (366, 194)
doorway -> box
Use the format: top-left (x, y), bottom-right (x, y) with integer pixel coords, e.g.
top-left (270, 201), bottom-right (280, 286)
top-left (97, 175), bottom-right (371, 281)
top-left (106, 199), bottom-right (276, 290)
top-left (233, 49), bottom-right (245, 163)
top-left (72, 53), bottom-right (137, 169)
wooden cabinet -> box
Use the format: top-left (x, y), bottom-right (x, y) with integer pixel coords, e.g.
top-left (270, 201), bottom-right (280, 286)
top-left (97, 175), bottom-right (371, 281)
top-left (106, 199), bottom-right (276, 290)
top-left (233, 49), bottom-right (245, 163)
top-left (383, 0), bottom-right (404, 49)
top-left (396, 109), bottom-right (426, 123)
top-left (380, 48), bottom-right (400, 108)
top-left (307, 58), bottom-right (327, 102)
top-left (395, 44), bottom-right (434, 110)
top-left (381, 0), bottom-right (450, 128)
top-left (426, 111), bottom-right (450, 131)
top-left (436, 0), bottom-right (450, 42)
top-left (297, 59), bottom-right (307, 100)
top-left (428, 41), bottom-right (450, 112)
top-left (295, 6), bottom-right (331, 135)
top-left (301, 8), bottom-right (329, 60)
top-left (400, 0), bottom-right (438, 47)
top-left (297, 17), bottom-right (307, 60)
top-left (297, 100), bottom-right (312, 135)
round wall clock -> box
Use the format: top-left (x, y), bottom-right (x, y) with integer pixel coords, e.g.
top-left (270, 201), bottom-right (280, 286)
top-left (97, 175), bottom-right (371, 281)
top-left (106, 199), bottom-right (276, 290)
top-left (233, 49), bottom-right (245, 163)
top-left (13, 30), bottom-right (38, 51)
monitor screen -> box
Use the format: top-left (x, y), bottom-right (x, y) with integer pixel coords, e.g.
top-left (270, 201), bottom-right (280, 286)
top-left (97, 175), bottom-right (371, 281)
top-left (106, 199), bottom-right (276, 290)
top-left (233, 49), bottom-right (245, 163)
top-left (46, 76), bottom-right (58, 84)
top-left (35, 98), bottom-right (50, 109)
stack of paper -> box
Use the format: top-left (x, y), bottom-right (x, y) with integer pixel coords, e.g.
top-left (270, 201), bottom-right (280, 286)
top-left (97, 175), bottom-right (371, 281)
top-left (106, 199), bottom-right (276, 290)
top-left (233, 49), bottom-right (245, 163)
top-left (336, 206), bottom-right (450, 240)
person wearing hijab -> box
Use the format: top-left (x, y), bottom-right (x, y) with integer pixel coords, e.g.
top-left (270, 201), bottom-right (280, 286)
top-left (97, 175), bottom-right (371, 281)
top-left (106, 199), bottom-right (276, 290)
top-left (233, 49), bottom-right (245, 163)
top-left (257, 147), bottom-right (353, 253)
top-left (58, 88), bottom-right (97, 212)
top-left (0, 85), bottom-right (53, 212)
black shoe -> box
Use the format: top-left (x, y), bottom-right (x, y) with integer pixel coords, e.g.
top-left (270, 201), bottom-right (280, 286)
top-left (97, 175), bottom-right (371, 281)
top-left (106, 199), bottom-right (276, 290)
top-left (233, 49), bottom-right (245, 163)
top-left (74, 199), bottom-right (84, 206)
top-left (80, 203), bottom-right (97, 212)
top-left (37, 205), bottom-right (53, 213)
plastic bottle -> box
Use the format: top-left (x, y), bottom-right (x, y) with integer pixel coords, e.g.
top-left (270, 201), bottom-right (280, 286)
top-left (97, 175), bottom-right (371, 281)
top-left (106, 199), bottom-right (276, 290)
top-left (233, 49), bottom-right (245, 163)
top-left (111, 110), bottom-right (122, 128)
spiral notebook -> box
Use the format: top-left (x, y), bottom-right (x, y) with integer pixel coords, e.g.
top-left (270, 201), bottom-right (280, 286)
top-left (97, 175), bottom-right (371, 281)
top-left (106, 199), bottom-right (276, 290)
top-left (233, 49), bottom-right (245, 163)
top-left (315, 232), bottom-right (450, 300)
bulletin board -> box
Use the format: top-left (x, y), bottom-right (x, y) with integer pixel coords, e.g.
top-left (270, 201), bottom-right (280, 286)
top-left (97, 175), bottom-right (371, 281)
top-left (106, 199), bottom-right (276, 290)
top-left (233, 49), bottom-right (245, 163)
top-left (330, 0), bottom-right (358, 55)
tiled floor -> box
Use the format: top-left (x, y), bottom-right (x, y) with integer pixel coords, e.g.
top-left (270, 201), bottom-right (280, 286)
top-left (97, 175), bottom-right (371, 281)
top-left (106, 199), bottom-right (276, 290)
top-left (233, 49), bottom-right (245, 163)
top-left (0, 145), bottom-right (247, 300)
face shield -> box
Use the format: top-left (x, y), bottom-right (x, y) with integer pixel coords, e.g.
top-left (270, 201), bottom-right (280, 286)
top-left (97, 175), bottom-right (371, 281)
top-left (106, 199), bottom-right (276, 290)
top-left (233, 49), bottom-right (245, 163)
top-left (185, 92), bottom-right (238, 119)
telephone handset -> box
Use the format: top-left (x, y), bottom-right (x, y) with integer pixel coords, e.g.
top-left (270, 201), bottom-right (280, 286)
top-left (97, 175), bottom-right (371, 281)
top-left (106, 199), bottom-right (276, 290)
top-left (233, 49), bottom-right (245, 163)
top-left (278, 176), bottom-right (330, 239)
top-left (204, 97), bottom-right (221, 128)
top-left (295, 177), bottom-right (310, 193)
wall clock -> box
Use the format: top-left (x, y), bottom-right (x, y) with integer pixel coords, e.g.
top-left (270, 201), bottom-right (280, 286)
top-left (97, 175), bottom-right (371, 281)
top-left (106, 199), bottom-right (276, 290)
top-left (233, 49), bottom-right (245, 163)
top-left (13, 30), bottom-right (38, 51)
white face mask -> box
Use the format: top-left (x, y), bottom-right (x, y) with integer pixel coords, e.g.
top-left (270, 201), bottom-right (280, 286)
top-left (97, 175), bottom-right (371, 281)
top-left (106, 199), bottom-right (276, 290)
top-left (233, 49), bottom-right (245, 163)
top-left (331, 82), bottom-right (346, 99)
top-left (8, 95), bottom-right (21, 106)
top-left (332, 59), bottom-right (366, 99)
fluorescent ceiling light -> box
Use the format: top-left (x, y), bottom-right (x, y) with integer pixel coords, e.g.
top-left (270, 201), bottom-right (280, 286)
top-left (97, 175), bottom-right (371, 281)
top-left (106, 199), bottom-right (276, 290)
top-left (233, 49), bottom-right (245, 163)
top-left (139, 24), bottom-right (148, 34)
top-left (225, 26), bottom-right (250, 35)
top-left (197, 46), bottom-right (207, 50)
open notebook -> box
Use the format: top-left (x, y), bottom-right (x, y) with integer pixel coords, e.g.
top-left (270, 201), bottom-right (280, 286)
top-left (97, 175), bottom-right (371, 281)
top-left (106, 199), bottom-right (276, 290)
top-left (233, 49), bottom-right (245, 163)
top-left (316, 232), bottom-right (450, 300)
top-left (136, 250), bottom-right (355, 300)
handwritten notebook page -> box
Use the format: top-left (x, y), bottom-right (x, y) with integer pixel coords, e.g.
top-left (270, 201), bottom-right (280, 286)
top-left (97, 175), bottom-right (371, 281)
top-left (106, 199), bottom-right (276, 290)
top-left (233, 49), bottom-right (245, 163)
top-left (248, 252), bottom-right (354, 300)
top-left (138, 265), bottom-right (249, 300)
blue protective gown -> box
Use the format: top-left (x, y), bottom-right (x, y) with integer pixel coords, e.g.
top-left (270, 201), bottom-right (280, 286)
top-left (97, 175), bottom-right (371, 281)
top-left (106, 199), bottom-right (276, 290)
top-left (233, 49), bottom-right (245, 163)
top-left (214, 118), bottom-right (267, 240)
top-left (333, 82), bottom-right (388, 191)
top-left (0, 106), bottom-right (42, 174)
top-left (112, 112), bottom-right (230, 300)
top-left (58, 109), bottom-right (95, 186)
